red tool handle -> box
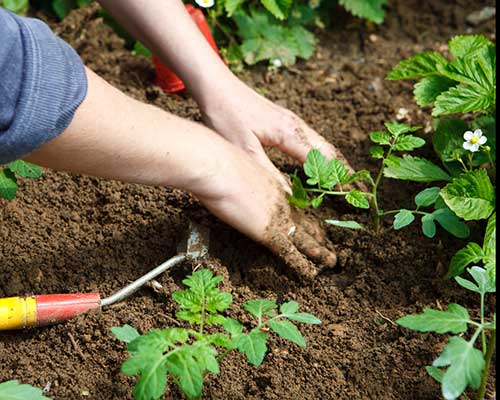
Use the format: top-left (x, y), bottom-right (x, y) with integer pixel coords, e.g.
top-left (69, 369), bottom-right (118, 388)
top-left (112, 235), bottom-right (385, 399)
top-left (35, 293), bottom-right (101, 326)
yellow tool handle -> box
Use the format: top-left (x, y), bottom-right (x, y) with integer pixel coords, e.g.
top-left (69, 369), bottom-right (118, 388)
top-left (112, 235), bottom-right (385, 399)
top-left (0, 297), bottom-right (37, 330)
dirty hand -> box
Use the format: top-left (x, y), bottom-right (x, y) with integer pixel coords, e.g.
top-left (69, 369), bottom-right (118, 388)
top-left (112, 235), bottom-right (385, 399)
top-left (198, 76), bottom-right (355, 190)
top-left (193, 143), bottom-right (337, 280)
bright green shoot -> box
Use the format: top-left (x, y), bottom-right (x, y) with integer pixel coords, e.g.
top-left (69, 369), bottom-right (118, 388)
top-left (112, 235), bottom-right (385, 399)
top-left (397, 266), bottom-right (496, 400)
top-left (0, 160), bottom-right (42, 201)
top-left (111, 269), bottom-right (320, 400)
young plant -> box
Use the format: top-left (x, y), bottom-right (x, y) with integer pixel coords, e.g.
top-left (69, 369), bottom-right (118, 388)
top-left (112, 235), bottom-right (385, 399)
top-left (111, 269), bottom-right (321, 400)
top-left (0, 160), bottom-right (42, 201)
top-left (0, 380), bottom-right (51, 400)
top-left (397, 266), bottom-right (496, 400)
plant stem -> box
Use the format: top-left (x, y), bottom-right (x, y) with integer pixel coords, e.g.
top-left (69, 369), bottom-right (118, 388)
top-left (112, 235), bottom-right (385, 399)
top-left (372, 140), bottom-right (396, 231)
top-left (304, 188), bottom-right (353, 196)
top-left (468, 153), bottom-right (474, 171)
top-left (480, 293), bottom-right (486, 354)
top-left (478, 330), bottom-right (496, 400)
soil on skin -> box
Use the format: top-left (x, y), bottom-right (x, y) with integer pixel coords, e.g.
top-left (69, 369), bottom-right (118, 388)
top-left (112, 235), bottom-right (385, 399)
top-left (0, 1), bottom-right (496, 399)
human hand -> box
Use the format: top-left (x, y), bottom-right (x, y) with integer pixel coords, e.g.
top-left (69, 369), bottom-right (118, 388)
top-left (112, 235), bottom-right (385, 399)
top-left (192, 143), bottom-right (337, 280)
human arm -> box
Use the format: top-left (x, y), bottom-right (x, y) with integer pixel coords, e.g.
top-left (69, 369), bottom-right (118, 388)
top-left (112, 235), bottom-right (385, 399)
top-left (95, 0), bottom-right (355, 188)
top-left (26, 68), bottom-right (337, 279)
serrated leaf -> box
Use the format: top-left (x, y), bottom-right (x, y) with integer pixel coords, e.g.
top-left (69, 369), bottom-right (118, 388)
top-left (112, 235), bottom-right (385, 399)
top-left (385, 121), bottom-right (421, 137)
top-left (289, 174), bottom-right (310, 209)
top-left (370, 145), bottom-right (384, 159)
top-left (122, 350), bottom-right (168, 400)
top-left (345, 190), bottom-right (370, 209)
top-left (393, 134), bottom-right (426, 151)
top-left (325, 219), bottom-right (365, 230)
top-left (268, 319), bottom-right (306, 347)
top-left (111, 324), bottom-right (141, 344)
top-left (345, 169), bottom-right (373, 185)
top-left (426, 366), bottom-right (445, 383)
top-left (243, 299), bottom-right (277, 319)
top-left (433, 85), bottom-right (495, 116)
top-left (448, 35), bottom-right (493, 59)
top-left (397, 304), bottom-right (471, 334)
top-left (280, 300), bottom-right (299, 315)
top-left (431, 208), bottom-right (470, 239)
top-left (415, 187), bottom-right (441, 207)
top-left (165, 346), bottom-right (205, 400)
top-left (440, 169), bottom-right (495, 221)
top-left (393, 209), bottom-right (415, 230)
top-left (304, 149), bottom-right (332, 187)
top-left (0, 380), bottom-right (51, 400)
top-left (446, 243), bottom-right (483, 278)
top-left (433, 336), bottom-right (485, 399)
top-left (225, 0), bottom-right (246, 16)
top-left (369, 130), bottom-right (391, 145)
top-left (421, 214), bottom-right (437, 238)
top-left (432, 117), bottom-right (469, 163)
top-left (338, 0), bottom-right (387, 24)
top-left (236, 330), bottom-right (268, 366)
top-left (261, 0), bottom-right (293, 20)
top-left (384, 155), bottom-right (451, 182)
top-left (0, 169), bottom-right (18, 201)
top-left (386, 51), bottom-right (448, 80)
top-left (128, 329), bottom-right (189, 354)
top-left (288, 25), bottom-right (316, 59)
top-left (222, 318), bottom-right (244, 336)
top-left (414, 75), bottom-right (457, 106)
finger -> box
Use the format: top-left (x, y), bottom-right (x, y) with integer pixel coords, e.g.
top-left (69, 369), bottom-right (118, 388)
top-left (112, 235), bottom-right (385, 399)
top-left (291, 229), bottom-right (337, 269)
top-left (295, 212), bottom-right (326, 244)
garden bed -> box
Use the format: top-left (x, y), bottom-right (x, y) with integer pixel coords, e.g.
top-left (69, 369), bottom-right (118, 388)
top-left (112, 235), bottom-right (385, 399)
top-left (0, 0), bottom-right (496, 398)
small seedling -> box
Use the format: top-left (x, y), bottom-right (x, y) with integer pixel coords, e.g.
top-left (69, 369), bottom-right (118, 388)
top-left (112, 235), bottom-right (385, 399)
top-left (112, 269), bottom-right (320, 400)
top-left (397, 266), bottom-right (496, 400)
top-left (0, 160), bottom-right (42, 201)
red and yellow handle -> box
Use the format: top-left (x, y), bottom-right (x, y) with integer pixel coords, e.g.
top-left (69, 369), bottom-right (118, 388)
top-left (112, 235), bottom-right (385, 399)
top-left (0, 293), bottom-right (101, 331)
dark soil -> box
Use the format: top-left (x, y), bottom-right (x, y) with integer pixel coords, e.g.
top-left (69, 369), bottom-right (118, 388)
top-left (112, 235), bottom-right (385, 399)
top-left (0, 1), bottom-right (496, 399)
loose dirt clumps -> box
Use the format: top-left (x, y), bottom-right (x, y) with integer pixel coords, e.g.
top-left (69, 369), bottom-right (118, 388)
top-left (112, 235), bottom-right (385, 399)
top-left (0, 1), bottom-right (495, 399)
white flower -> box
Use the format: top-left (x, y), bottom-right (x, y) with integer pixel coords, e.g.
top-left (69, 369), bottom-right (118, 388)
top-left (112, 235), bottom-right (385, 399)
top-left (272, 58), bottom-right (282, 68)
top-left (463, 129), bottom-right (487, 152)
top-left (195, 0), bottom-right (214, 8)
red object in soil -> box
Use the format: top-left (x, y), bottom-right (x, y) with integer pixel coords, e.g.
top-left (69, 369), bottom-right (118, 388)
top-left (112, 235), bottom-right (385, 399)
top-left (153, 4), bottom-right (222, 93)
top-left (35, 293), bottom-right (101, 326)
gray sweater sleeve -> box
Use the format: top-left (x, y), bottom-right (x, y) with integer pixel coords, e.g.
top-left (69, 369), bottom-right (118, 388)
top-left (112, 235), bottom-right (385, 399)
top-left (0, 7), bottom-right (88, 164)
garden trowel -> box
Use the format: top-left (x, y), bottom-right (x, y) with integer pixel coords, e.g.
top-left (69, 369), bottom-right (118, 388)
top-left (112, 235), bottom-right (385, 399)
top-left (0, 221), bottom-right (209, 331)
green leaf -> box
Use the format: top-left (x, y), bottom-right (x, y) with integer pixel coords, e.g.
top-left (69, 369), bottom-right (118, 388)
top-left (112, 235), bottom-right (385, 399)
top-left (397, 304), bottom-right (471, 334)
top-left (243, 299), bottom-right (277, 319)
top-left (0, 169), bottom-right (18, 201)
top-left (447, 243), bottom-right (483, 278)
top-left (2, 0), bottom-right (29, 14)
top-left (222, 318), bottom-right (244, 336)
top-left (111, 324), bottom-right (141, 344)
top-left (279, 301), bottom-right (299, 315)
top-left (448, 35), bottom-right (493, 59)
top-left (132, 41), bottom-right (151, 58)
top-left (122, 350), bottom-right (168, 400)
top-left (426, 366), bottom-right (445, 383)
top-left (433, 336), bottom-right (485, 399)
top-left (421, 214), bottom-right (437, 238)
top-left (414, 75), bottom-right (457, 106)
top-left (225, 0), bottom-right (246, 16)
top-left (338, 0), bottom-right (387, 24)
top-left (330, 158), bottom-right (351, 186)
top-left (467, 266), bottom-right (495, 294)
top-left (287, 25), bottom-right (316, 60)
top-left (165, 346), bottom-right (205, 400)
top-left (386, 51), bottom-right (448, 80)
top-left (483, 212), bottom-right (496, 276)
top-left (325, 219), bottom-right (365, 230)
top-left (369, 131), bottom-right (391, 145)
top-left (370, 145), bottom-right (384, 159)
top-left (440, 169), bottom-right (495, 221)
top-left (344, 170), bottom-right (373, 185)
top-left (128, 328), bottom-right (189, 354)
top-left (304, 149), bottom-right (333, 187)
top-left (393, 209), bottom-right (415, 230)
top-left (261, 0), bottom-right (293, 20)
top-left (311, 195), bottom-right (324, 209)
top-left (432, 117), bottom-right (469, 163)
top-left (384, 121), bottom-right (421, 137)
top-left (393, 135), bottom-right (426, 151)
top-left (0, 380), bottom-right (51, 400)
top-left (455, 276), bottom-right (480, 293)
top-left (268, 319), bottom-right (306, 347)
top-left (415, 187), bottom-right (441, 207)
top-left (345, 190), bottom-right (370, 209)
top-left (384, 155), bottom-right (451, 182)
top-left (431, 208), bottom-right (470, 239)
top-left (52, 0), bottom-right (78, 19)
top-left (236, 330), bottom-right (268, 366)
top-left (289, 174), bottom-right (310, 209)
top-left (286, 312), bottom-right (322, 324)
top-left (433, 85), bottom-right (495, 116)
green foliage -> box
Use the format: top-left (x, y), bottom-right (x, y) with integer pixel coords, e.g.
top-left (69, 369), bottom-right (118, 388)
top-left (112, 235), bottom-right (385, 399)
top-left (2, 0), bottom-right (29, 14)
top-left (393, 209), bottom-right (415, 230)
top-left (0, 380), bottom-right (51, 400)
top-left (386, 35), bottom-right (496, 117)
top-left (0, 160), bottom-right (42, 201)
top-left (325, 219), bottom-right (365, 230)
top-left (113, 269), bottom-right (320, 400)
top-left (439, 169), bottom-right (495, 221)
top-left (398, 267), bottom-right (495, 400)
top-left (338, 0), bottom-right (387, 24)
top-left (2, 0), bottom-right (92, 19)
top-left (383, 155), bottom-right (451, 182)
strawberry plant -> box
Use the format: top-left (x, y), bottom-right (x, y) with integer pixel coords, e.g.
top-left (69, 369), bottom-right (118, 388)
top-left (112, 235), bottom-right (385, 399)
top-left (112, 269), bottom-right (320, 400)
top-left (397, 266), bottom-right (496, 400)
top-left (0, 160), bottom-right (42, 201)
top-left (0, 380), bottom-right (51, 400)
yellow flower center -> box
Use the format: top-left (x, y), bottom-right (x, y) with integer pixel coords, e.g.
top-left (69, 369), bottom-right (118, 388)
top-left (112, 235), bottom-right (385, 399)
top-left (470, 137), bottom-right (479, 144)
